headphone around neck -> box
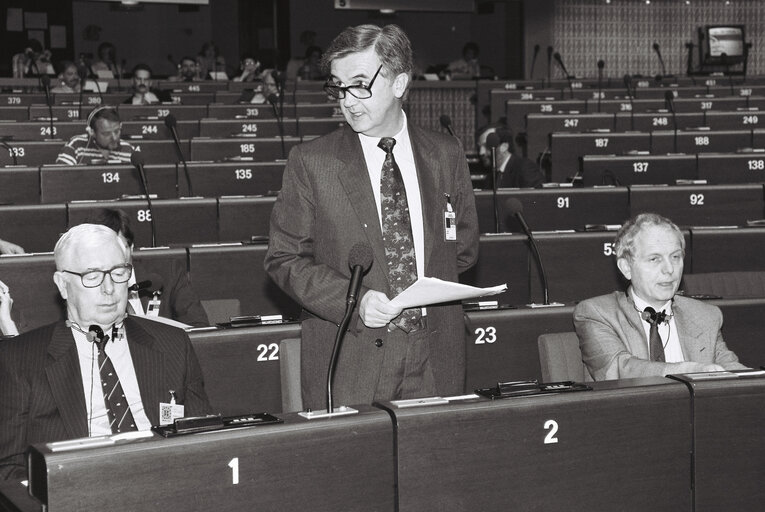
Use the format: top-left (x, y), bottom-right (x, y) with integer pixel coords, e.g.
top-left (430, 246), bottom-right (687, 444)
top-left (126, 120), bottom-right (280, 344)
top-left (85, 105), bottom-right (115, 136)
top-left (641, 306), bottom-right (669, 326)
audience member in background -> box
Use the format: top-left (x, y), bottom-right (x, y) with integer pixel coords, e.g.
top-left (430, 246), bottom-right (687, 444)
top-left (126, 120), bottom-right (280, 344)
top-left (124, 63), bottom-right (171, 105)
top-left (236, 66), bottom-right (280, 104)
top-left (56, 106), bottom-right (134, 165)
top-left (0, 280), bottom-right (19, 337)
top-left (0, 239), bottom-right (24, 255)
top-left (298, 45), bottom-right (325, 81)
top-left (574, 213), bottom-right (748, 380)
top-left (447, 42), bottom-right (481, 80)
top-left (197, 41), bottom-right (227, 79)
top-left (0, 224), bottom-right (212, 481)
top-left (232, 55), bottom-right (261, 82)
top-left (477, 125), bottom-right (544, 188)
top-left (88, 208), bottom-right (210, 328)
top-left (265, 24), bottom-right (479, 410)
top-left (90, 42), bottom-right (123, 78)
top-left (51, 61), bottom-right (82, 93)
top-left (168, 56), bottom-right (201, 82)
top-left (11, 39), bottom-right (55, 78)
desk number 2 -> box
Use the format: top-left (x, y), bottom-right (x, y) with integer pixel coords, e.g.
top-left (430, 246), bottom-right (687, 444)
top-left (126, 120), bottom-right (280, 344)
top-left (228, 457), bottom-right (239, 485)
top-left (544, 419), bottom-right (559, 444)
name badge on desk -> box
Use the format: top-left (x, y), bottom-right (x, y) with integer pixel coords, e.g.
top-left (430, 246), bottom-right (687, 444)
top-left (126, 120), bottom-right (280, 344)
top-left (444, 193), bottom-right (456, 241)
top-left (147, 293), bottom-right (161, 317)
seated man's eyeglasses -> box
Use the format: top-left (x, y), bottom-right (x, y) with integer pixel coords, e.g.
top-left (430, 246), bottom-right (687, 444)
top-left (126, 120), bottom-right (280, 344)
top-left (324, 64), bottom-right (383, 100)
top-left (62, 264), bottom-right (133, 288)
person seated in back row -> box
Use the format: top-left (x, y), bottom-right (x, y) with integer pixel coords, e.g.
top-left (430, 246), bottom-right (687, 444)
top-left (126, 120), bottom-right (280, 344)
top-left (87, 208), bottom-right (210, 328)
top-left (50, 61), bottom-right (81, 93)
top-left (574, 213), bottom-right (748, 380)
top-left (55, 106), bottom-right (134, 165)
top-left (124, 63), bottom-right (171, 105)
top-left (477, 125), bottom-right (544, 188)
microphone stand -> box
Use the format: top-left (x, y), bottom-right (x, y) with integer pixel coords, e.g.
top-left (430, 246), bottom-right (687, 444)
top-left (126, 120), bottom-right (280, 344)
top-left (40, 75), bottom-right (55, 139)
top-left (0, 137), bottom-right (18, 165)
top-left (492, 147), bottom-right (500, 233)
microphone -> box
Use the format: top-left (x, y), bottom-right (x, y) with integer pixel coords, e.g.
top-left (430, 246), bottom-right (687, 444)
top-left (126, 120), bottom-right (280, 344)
top-left (87, 324), bottom-right (106, 344)
top-left (486, 132), bottom-right (501, 233)
top-left (77, 65), bottom-right (88, 121)
top-left (130, 151), bottom-right (157, 247)
top-left (164, 113), bottom-right (192, 196)
top-left (267, 93), bottom-right (286, 159)
top-left (505, 198), bottom-right (561, 307)
top-left (546, 46), bottom-right (553, 85)
top-left (530, 44), bottom-right (540, 79)
top-left (40, 75), bottom-right (55, 139)
top-left (326, 243), bottom-right (373, 414)
top-left (0, 137), bottom-right (18, 166)
top-left (664, 90), bottom-right (678, 153)
top-left (439, 115), bottom-right (456, 137)
top-left (597, 60), bottom-right (605, 113)
top-left (553, 52), bottom-right (574, 98)
top-left (720, 52), bottom-right (734, 96)
top-left (623, 74), bottom-right (635, 130)
top-left (653, 42), bottom-right (668, 78)
top-left (128, 280), bottom-right (152, 293)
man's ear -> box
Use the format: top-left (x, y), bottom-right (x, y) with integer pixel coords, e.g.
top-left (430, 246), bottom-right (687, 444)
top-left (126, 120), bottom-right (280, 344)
top-left (616, 257), bottom-right (632, 281)
top-left (53, 271), bottom-right (68, 300)
top-left (392, 72), bottom-right (410, 99)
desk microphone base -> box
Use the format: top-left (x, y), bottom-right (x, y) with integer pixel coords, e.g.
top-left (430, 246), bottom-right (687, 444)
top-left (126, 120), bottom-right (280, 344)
top-left (298, 406), bottom-right (358, 420)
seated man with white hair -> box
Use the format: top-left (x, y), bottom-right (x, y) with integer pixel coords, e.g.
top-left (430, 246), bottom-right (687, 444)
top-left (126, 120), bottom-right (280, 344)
top-left (0, 224), bottom-right (211, 481)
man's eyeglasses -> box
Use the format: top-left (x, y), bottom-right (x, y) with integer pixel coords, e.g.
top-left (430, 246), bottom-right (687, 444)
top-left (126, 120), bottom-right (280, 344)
top-left (324, 64), bottom-right (383, 100)
top-left (62, 264), bottom-right (133, 288)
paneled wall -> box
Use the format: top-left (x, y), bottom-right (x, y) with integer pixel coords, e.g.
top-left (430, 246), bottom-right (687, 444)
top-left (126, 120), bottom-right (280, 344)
top-left (527, 0), bottom-right (764, 79)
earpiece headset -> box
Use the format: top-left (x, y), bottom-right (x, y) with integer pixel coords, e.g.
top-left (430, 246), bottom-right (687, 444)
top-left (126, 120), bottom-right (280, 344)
top-left (640, 306), bottom-right (669, 325)
top-left (85, 105), bottom-right (115, 136)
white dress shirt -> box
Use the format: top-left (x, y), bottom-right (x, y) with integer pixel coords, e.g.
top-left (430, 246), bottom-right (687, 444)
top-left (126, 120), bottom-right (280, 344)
top-left (72, 324), bottom-right (152, 436)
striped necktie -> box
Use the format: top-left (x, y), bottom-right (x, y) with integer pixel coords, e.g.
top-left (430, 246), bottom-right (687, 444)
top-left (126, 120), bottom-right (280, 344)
top-left (95, 326), bottom-right (138, 433)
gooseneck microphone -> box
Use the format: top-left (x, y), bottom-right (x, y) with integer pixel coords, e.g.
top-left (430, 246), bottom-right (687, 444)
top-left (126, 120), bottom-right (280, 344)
top-left (164, 113), bottom-right (192, 196)
top-left (530, 44), bottom-right (540, 79)
top-left (597, 60), bottom-right (605, 112)
top-left (546, 46), bottom-right (553, 85)
top-left (267, 93), bottom-right (286, 159)
top-left (506, 198), bottom-right (560, 306)
top-left (653, 42), bottom-right (668, 77)
top-left (553, 52), bottom-right (574, 99)
top-left (40, 75), bottom-right (55, 139)
top-left (439, 115), bottom-right (456, 138)
top-left (664, 90), bottom-right (678, 153)
top-left (327, 243), bottom-right (373, 414)
top-left (0, 137), bottom-right (18, 166)
top-left (623, 74), bottom-right (635, 130)
top-left (486, 132), bottom-right (501, 233)
top-left (130, 151), bottom-right (156, 247)
top-left (77, 65), bottom-right (88, 121)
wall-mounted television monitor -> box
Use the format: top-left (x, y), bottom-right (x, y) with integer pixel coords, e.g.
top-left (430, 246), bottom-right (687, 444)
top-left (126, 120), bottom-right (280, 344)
top-left (705, 25), bottom-right (745, 62)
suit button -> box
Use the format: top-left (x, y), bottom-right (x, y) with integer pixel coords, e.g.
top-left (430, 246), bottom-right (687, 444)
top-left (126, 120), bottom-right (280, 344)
top-left (374, 338), bottom-right (383, 347)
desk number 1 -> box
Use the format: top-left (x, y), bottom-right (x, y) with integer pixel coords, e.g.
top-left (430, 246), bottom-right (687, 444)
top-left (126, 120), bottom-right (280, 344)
top-left (228, 457), bottom-right (239, 484)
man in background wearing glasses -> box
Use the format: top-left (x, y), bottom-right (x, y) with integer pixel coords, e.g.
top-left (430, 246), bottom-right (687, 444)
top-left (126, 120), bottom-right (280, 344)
top-left (0, 224), bottom-right (210, 481)
top-left (266, 24), bottom-right (479, 410)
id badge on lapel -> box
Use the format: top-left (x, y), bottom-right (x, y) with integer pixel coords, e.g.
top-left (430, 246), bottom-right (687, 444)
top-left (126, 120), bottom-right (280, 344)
top-left (444, 193), bottom-right (456, 241)
top-left (147, 292), bottom-right (161, 317)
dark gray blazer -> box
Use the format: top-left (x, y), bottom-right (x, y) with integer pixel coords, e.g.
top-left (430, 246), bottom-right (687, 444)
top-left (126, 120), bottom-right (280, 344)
top-left (265, 123), bottom-right (479, 409)
top-left (0, 316), bottom-right (211, 481)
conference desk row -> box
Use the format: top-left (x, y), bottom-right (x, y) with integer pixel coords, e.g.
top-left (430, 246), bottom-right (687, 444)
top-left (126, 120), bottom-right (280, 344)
top-left (525, 110), bottom-right (765, 160)
top-left (0, 136), bottom-right (303, 167)
top-left (0, 116), bottom-right (344, 142)
top-left (3, 227), bottom-right (765, 332)
top-left (549, 129), bottom-right (765, 182)
top-left (2, 370), bottom-right (764, 511)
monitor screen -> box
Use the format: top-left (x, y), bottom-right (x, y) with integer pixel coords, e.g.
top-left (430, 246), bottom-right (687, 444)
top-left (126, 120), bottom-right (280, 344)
top-left (706, 25), bottom-right (745, 58)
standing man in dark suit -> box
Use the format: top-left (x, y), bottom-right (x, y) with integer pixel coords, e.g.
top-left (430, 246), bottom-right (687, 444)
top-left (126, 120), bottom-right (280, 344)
top-left (0, 224), bottom-right (211, 481)
top-left (478, 125), bottom-right (544, 188)
top-left (265, 24), bottom-right (479, 410)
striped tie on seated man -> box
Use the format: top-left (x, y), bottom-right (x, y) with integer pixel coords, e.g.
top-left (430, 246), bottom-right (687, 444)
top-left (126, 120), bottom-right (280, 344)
top-left (55, 106), bottom-right (135, 165)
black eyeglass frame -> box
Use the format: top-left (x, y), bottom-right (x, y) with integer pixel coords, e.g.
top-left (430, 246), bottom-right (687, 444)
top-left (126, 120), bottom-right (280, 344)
top-left (62, 263), bottom-right (134, 288)
top-left (323, 64), bottom-right (383, 100)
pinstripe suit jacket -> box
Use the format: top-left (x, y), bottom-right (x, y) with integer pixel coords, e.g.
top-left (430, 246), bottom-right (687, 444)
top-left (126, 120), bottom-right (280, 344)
top-left (574, 290), bottom-right (747, 380)
top-left (265, 123), bottom-right (479, 409)
top-left (0, 316), bottom-right (211, 481)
